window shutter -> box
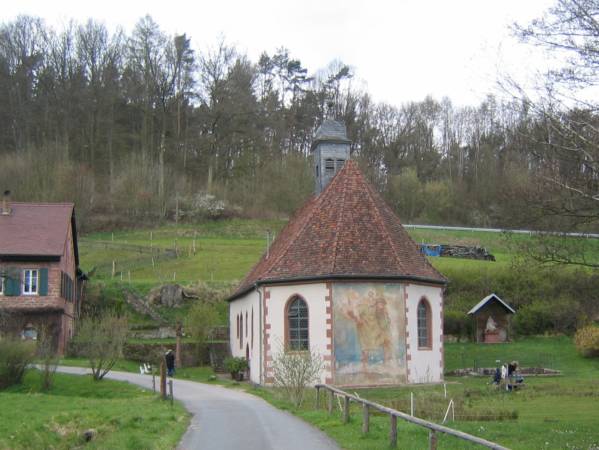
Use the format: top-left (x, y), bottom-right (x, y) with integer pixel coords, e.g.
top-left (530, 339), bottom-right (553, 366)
top-left (5, 268), bottom-right (20, 296)
top-left (39, 268), bottom-right (48, 296)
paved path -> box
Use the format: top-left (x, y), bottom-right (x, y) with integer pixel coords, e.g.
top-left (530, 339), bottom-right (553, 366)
top-left (57, 367), bottom-right (339, 450)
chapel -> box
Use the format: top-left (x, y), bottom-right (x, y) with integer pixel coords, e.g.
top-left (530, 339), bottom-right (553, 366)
top-left (228, 120), bottom-right (447, 386)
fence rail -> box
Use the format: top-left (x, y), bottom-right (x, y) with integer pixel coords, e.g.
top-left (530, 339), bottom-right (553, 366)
top-left (315, 384), bottom-right (509, 450)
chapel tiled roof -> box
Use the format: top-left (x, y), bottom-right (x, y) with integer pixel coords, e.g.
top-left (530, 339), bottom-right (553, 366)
top-left (230, 161), bottom-right (446, 299)
top-left (0, 202), bottom-right (76, 260)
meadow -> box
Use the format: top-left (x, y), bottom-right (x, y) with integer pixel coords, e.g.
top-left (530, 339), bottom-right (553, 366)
top-left (0, 371), bottom-right (189, 450)
top-left (251, 336), bottom-right (599, 450)
top-left (79, 219), bottom-right (599, 286)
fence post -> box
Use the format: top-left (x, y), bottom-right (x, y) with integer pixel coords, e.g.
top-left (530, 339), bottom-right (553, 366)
top-left (429, 430), bottom-right (438, 450)
top-left (362, 403), bottom-right (369, 434)
top-left (315, 386), bottom-right (320, 410)
top-left (152, 373), bottom-right (156, 392)
top-left (169, 379), bottom-right (174, 407)
top-left (328, 390), bottom-right (334, 415)
top-left (160, 359), bottom-right (167, 400)
top-left (343, 395), bottom-right (350, 423)
top-left (389, 414), bottom-right (397, 448)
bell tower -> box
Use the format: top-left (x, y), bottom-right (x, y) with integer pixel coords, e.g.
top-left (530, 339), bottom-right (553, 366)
top-left (311, 120), bottom-right (351, 194)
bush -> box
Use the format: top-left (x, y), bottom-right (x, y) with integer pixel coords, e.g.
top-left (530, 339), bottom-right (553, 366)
top-left (223, 357), bottom-right (248, 379)
top-left (444, 310), bottom-right (473, 340)
top-left (574, 326), bottom-right (599, 358)
top-left (36, 326), bottom-right (58, 391)
top-left (184, 302), bottom-right (219, 345)
top-left (271, 346), bottom-right (324, 408)
top-left (0, 338), bottom-right (36, 389)
top-left (513, 299), bottom-right (582, 336)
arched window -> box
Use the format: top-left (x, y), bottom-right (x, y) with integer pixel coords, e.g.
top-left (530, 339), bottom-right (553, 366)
top-left (417, 299), bottom-right (432, 349)
top-left (287, 296), bottom-right (309, 351)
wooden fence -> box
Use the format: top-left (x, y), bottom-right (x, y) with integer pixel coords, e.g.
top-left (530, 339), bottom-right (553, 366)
top-left (315, 384), bottom-right (509, 450)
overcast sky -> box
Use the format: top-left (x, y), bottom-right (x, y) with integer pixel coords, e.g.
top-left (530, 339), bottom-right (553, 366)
top-left (3, 0), bottom-right (557, 107)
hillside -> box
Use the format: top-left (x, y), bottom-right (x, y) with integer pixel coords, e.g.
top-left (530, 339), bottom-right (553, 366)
top-left (79, 219), bottom-right (599, 336)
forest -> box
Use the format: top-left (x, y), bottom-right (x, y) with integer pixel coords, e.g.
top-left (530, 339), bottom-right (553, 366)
top-left (0, 3), bottom-right (597, 234)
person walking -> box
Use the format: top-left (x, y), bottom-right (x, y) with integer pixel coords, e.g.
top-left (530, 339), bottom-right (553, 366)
top-left (165, 349), bottom-right (175, 377)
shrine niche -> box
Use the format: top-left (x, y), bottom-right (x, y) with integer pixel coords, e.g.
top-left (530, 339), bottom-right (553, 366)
top-left (467, 294), bottom-right (515, 343)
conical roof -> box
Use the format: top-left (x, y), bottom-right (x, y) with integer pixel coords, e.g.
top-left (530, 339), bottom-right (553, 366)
top-left (230, 161), bottom-right (446, 300)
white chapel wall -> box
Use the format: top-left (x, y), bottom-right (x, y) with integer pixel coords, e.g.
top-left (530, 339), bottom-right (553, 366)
top-left (264, 283), bottom-right (331, 385)
top-left (229, 290), bottom-right (261, 383)
top-left (405, 283), bottom-right (444, 383)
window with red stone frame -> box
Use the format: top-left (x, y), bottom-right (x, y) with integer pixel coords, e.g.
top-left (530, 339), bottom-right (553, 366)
top-left (285, 296), bottom-right (309, 351)
top-left (417, 298), bottom-right (432, 350)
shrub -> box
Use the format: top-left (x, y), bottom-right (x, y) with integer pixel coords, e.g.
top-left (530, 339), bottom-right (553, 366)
top-left (36, 326), bottom-right (58, 391)
top-left (0, 338), bottom-right (36, 389)
top-left (184, 302), bottom-right (219, 345)
top-left (444, 310), bottom-right (473, 340)
top-left (271, 345), bottom-right (324, 408)
top-left (513, 298), bottom-right (582, 336)
top-left (223, 356), bottom-right (248, 379)
top-left (574, 326), bottom-right (599, 358)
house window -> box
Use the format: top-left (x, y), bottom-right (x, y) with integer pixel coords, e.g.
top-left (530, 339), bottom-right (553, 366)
top-left (335, 159), bottom-right (345, 171)
top-left (417, 298), bottom-right (432, 349)
top-left (0, 275), bottom-right (4, 295)
top-left (23, 269), bottom-right (39, 295)
top-left (325, 159), bottom-right (335, 176)
top-left (22, 323), bottom-right (38, 340)
top-left (287, 296), bottom-right (309, 351)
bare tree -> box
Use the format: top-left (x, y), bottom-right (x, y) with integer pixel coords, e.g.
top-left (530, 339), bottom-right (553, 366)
top-left (73, 311), bottom-right (128, 381)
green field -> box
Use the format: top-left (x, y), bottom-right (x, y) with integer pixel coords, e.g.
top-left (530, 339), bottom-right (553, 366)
top-left (79, 219), bottom-right (599, 286)
top-left (252, 336), bottom-right (599, 450)
top-left (0, 371), bottom-right (189, 450)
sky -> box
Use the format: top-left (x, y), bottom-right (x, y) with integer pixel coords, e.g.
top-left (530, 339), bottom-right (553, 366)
top-left (3, 0), bottom-right (558, 107)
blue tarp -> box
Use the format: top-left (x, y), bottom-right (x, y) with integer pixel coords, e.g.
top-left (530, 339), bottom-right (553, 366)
top-left (419, 244), bottom-right (443, 257)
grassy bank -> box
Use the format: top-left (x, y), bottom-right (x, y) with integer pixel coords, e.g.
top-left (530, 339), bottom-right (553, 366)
top-left (0, 371), bottom-right (189, 450)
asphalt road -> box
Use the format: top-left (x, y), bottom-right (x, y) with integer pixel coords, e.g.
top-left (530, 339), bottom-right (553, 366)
top-left (57, 367), bottom-right (339, 450)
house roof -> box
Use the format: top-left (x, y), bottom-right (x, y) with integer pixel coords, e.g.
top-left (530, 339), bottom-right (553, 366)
top-left (0, 202), bottom-right (78, 265)
top-left (230, 161), bottom-right (446, 300)
top-left (467, 293), bottom-right (516, 315)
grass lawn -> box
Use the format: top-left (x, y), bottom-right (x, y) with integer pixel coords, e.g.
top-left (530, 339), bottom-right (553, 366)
top-left (0, 370), bottom-right (189, 450)
top-left (250, 336), bottom-right (599, 450)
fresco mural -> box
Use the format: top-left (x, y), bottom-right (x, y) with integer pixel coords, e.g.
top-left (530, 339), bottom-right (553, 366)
top-left (333, 283), bottom-right (407, 385)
